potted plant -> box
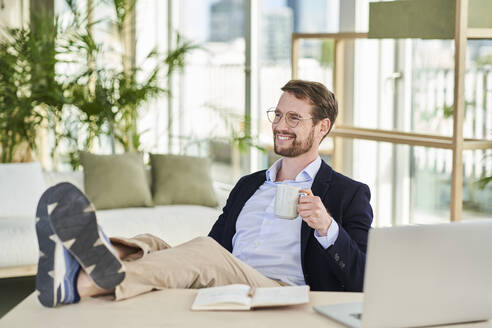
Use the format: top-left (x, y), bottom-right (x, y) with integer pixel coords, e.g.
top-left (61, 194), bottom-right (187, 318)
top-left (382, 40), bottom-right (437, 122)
top-left (0, 13), bottom-right (68, 163)
top-left (60, 0), bottom-right (199, 168)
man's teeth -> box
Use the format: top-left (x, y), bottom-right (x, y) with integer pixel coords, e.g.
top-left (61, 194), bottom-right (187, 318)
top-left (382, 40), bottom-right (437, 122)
top-left (278, 135), bottom-right (294, 140)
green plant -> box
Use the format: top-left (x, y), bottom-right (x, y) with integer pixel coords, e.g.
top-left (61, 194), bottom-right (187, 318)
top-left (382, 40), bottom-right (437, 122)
top-left (320, 40), bottom-right (334, 68)
top-left (428, 103), bottom-right (492, 189)
top-left (65, 0), bottom-right (198, 156)
top-left (0, 0), bottom-right (198, 167)
top-left (67, 62), bottom-right (164, 151)
top-left (52, 0), bottom-right (199, 168)
top-left (0, 28), bottom-right (34, 163)
top-left (64, 36), bottom-right (199, 158)
top-left (114, 33), bottom-right (199, 152)
top-left (203, 102), bottom-right (266, 154)
top-left (0, 13), bottom-right (69, 163)
top-left (435, 101), bottom-right (476, 119)
top-left (476, 175), bottom-right (492, 189)
top-left (171, 102), bottom-right (266, 163)
top-left (476, 54), bottom-right (492, 69)
top-left (474, 54), bottom-right (492, 189)
top-left (475, 152), bottom-right (492, 189)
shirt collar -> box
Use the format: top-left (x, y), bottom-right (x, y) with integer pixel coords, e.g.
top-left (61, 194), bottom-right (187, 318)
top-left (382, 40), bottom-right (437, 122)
top-left (266, 156), bottom-right (322, 182)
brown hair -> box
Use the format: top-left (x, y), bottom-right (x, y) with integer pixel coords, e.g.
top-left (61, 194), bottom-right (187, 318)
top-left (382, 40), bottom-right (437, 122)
top-left (281, 79), bottom-right (338, 137)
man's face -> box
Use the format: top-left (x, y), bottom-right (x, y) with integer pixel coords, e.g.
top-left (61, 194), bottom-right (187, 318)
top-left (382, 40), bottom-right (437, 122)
top-left (272, 92), bottom-right (320, 158)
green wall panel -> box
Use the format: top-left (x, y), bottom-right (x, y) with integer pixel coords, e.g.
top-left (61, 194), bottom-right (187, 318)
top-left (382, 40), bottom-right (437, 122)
top-left (368, 0), bottom-right (492, 40)
top-left (468, 0), bottom-right (492, 29)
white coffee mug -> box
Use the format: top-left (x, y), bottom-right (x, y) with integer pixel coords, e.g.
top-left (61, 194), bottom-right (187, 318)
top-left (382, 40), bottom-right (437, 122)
top-left (274, 184), bottom-right (307, 219)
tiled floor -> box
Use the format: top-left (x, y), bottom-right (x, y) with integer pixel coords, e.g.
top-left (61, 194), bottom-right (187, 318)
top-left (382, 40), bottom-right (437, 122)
top-left (0, 276), bottom-right (35, 319)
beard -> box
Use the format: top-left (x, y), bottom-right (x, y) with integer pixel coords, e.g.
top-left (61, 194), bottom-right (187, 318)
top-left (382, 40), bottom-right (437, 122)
top-left (274, 128), bottom-right (315, 157)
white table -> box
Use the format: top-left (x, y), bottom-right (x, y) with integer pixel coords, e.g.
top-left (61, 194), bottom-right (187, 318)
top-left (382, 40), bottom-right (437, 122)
top-left (1, 289), bottom-right (490, 328)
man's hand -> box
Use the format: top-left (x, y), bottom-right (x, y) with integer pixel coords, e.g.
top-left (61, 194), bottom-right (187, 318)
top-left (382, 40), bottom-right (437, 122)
top-left (297, 189), bottom-right (332, 236)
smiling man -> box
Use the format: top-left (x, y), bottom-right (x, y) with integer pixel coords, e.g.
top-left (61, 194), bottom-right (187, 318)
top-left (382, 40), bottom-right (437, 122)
top-left (209, 80), bottom-right (373, 290)
top-left (35, 79), bottom-right (373, 307)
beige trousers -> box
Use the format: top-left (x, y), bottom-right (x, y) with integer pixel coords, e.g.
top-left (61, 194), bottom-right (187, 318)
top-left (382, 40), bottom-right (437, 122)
top-left (109, 234), bottom-right (282, 301)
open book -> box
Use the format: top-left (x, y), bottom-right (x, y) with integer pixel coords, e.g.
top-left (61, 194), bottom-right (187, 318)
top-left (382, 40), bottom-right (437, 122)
top-left (191, 284), bottom-right (310, 311)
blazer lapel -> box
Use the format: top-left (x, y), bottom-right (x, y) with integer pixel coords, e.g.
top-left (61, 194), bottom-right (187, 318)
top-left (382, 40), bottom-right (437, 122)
top-left (300, 161), bottom-right (333, 259)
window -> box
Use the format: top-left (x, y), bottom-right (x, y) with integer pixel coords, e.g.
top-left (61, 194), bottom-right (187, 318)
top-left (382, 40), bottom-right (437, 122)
top-left (55, 0), bottom-right (491, 223)
top-left (290, 1), bottom-right (492, 225)
top-left (258, 0), bottom-right (339, 168)
top-left (347, 1), bottom-right (492, 224)
top-left (173, 0), bottom-right (246, 184)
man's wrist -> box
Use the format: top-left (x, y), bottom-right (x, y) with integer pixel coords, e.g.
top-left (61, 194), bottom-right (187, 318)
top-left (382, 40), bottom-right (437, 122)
top-left (314, 219), bottom-right (339, 249)
top-left (317, 219), bottom-right (332, 236)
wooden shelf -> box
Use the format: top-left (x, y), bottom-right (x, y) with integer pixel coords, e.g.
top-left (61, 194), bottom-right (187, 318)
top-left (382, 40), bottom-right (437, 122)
top-left (463, 139), bottom-right (492, 150)
top-left (467, 28), bottom-right (492, 39)
top-left (331, 126), bottom-right (492, 150)
top-left (294, 29), bottom-right (492, 41)
top-left (292, 32), bottom-right (368, 40)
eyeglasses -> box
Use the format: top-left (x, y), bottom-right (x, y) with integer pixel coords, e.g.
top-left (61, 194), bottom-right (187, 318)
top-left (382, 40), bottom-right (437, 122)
top-left (266, 108), bottom-right (314, 128)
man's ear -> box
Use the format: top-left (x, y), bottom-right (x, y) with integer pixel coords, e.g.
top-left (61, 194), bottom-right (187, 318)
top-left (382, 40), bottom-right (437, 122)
top-left (320, 118), bottom-right (331, 137)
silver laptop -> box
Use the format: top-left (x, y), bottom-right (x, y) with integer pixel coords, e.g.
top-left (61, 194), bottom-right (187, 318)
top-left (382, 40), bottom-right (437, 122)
top-left (314, 220), bottom-right (492, 328)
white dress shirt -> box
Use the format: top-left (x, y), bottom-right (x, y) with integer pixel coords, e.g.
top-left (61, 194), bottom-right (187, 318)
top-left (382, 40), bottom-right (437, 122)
top-left (232, 156), bottom-right (339, 285)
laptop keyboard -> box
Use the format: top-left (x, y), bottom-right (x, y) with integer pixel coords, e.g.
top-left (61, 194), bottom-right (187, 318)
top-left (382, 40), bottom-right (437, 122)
top-left (350, 313), bottom-right (362, 320)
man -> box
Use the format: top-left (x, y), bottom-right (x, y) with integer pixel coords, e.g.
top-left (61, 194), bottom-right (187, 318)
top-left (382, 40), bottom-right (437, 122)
top-left (35, 79), bottom-right (372, 307)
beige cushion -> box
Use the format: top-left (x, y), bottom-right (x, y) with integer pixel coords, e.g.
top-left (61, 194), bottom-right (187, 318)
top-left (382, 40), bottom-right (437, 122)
top-left (79, 151), bottom-right (153, 210)
top-left (150, 154), bottom-right (218, 208)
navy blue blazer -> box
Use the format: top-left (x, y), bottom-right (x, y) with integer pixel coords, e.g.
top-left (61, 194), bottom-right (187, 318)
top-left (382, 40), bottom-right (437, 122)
top-left (208, 160), bottom-right (373, 292)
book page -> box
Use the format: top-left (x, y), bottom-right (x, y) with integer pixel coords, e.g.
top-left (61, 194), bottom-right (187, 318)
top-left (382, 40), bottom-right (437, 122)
top-left (191, 284), bottom-right (252, 310)
top-left (251, 285), bottom-right (310, 308)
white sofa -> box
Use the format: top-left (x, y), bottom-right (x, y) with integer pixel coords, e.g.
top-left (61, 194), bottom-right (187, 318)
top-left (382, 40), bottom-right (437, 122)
top-left (0, 170), bottom-right (229, 278)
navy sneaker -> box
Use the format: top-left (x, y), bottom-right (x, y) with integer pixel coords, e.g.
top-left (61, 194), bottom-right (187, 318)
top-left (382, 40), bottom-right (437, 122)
top-left (35, 183), bottom-right (125, 307)
top-left (36, 186), bottom-right (81, 307)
